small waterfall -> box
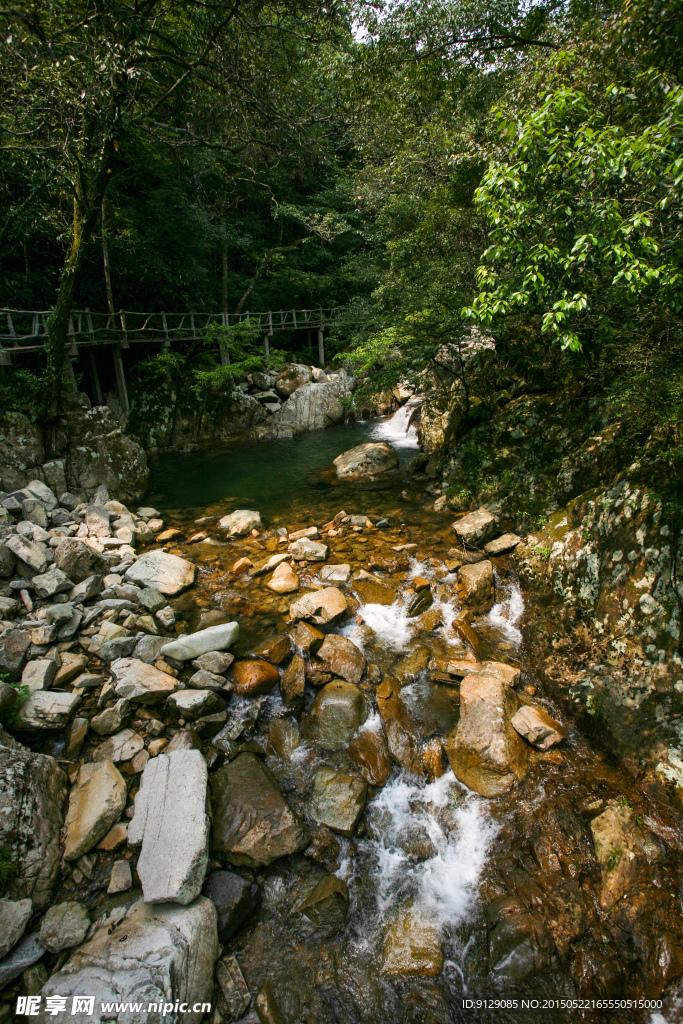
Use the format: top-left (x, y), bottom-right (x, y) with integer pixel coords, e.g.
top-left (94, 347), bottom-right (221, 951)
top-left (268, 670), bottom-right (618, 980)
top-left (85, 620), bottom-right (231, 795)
top-left (371, 396), bottom-right (422, 449)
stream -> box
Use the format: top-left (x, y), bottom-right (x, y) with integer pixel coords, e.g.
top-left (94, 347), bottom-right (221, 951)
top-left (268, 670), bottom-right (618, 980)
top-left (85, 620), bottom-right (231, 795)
top-left (144, 409), bottom-right (683, 1024)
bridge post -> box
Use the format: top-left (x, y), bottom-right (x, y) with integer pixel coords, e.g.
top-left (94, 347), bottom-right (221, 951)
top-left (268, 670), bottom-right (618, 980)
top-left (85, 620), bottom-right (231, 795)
top-left (318, 327), bottom-right (325, 368)
top-left (263, 334), bottom-right (270, 362)
top-left (89, 350), bottom-right (103, 405)
top-left (113, 346), bottom-right (129, 414)
top-left (219, 313), bottom-right (230, 365)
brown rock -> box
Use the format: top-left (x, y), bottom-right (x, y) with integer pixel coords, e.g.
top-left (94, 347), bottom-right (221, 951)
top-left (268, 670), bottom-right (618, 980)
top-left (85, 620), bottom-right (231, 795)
top-left (301, 680), bottom-right (366, 750)
top-left (317, 634), bottom-right (366, 684)
top-left (347, 728), bottom-right (392, 787)
top-left (280, 653), bottom-right (305, 708)
top-left (231, 660), bottom-right (280, 697)
top-left (267, 562), bottom-right (299, 594)
top-left (376, 676), bottom-right (423, 776)
top-left (291, 622), bottom-right (324, 653)
top-left (484, 533), bottom-right (522, 555)
top-left (444, 674), bottom-right (528, 796)
top-left (353, 577), bottom-right (396, 606)
top-left (54, 652), bottom-right (88, 687)
top-left (481, 660), bottom-right (521, 686)
top-left (383, 909), bottom-right (444, 976)
top-left (289, 587), bottom-right (347, 624)
top-left (511, 705), bottom-right (567, 750)
top-left (230, 556), bottom-right (253, 576)
top-left (456, 560), bottom-right (494, 613)
top-left (452, 508), bottom-right (499, 547)
top-left (251, 634), bottom-right (291, 665)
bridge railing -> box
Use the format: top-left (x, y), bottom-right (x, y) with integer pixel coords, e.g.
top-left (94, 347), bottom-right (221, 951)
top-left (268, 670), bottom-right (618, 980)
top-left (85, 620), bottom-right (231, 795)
top-left (0, 307), bottom-right (343, 354)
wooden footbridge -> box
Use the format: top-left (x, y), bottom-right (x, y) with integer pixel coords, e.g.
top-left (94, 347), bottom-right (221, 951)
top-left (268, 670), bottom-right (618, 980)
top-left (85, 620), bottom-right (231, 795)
top-left (0, 306), bottom-right (342, 412)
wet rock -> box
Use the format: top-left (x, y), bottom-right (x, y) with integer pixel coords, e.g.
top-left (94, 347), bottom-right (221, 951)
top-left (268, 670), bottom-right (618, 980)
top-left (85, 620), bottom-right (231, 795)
top-left (216, 955), bottom-right (251, 1020)
top-left (444, 674), bottom-right (528, 796)
top-left (333, 442), bottom-right (399, 481)
top-left (193, 650), bottom-right (234, 675)
top-left (511, 705), bottom-right (567, 750)
top-left (0, 627), bottom-right (30, 679)
top-left (92, 728), bottom-right (145, 763)
top-left (211, 752), bottom-right (308, 867)
top-left (229, 660), bottom-right (280, 698)
top-left (111, 657), bottom-right (179, 704)
top-left (291, 621), bottom-right (324, 653)
top-left (0, 932), bottom-right (45, 989)
top-left (0, 899), bottom-right (32, 958)
top-left (0, 748), bottom-right (66, 910)
top-left (255, 978), bottom-right (286, 1024)
top-left (288, 537), bottom-right (328, 561)
top-left (161, 622), bottom-right (239, 661)
top-left (203, 869), bottom-right (261, 943)
top-left (488, 912), bottom-right (549, 986)
top-left (320, 563), bottom-right (351, 583)
top-left (383, 910), bottom-right (443, 976)
top-left (253, 551), bottom-right (290, 576)
top-left (267, 561), bottom-right (300, 593)
top-left (6, 534), bottom-right (49, 573)
top-left (280, 653), bottom-right (305, 707)
top-left (354, 576), bottom-right (396, 606)
top-left (252, 634), bottom-right (292, 665)
top-left (289, 586), bottom-right (348, 624)
top-left (219, 509), bottom-right (262, 536)
top-left (376, 676), bottom-right (424, 776)
top-left (301, 680), bottom-right (366, 749)
top-left (309, 767), bottom-right (367, 836)
top-left (39, 901), bottom-right (90, 952)
top-left (15, 689), bottom-right (81, 731)
top-left (125, 550), bottom-right (196, 595)
top-left (267, 717), bottom-right (301, 758)
top-left (298, 874), bottom-right (349, 926)
top-left (38, 898), bottom-right (217, 1024)
top-left (107, 859), bottom-right (132, 893)
top-left (452, 508), bottom-right (499, 547)
top-left (21, 658), bottom-right (57, 691)
top-left (407, 589), bottom-right (433, 616)
top-left (456, 560), bottom-right (495, 613)
top-left (129, 749), bottom-right (209, 905)
top-left (276, 363), bottom-right (312, 397)
top-left (91, 698), bottom-right (132, 736)
top-left (391, 647), bottom-right (430, 685)
top-left (167, 689), bottom-right (227, 720)
top-left (54, 538), bottom-right (103, 582)
top-left (347, 727), bottom-right (393, 787)
top-left (484, 533), bottom-right (522, 555)
top-left (33, 567), bottom-right (73, 598)
top-left (63, 761), bottom-right (127, 861)
top-left (590, 800), bottom-right (651, 910)
top-left (480, 660), bottom-right (521, 686)
top-left (317, 634), bottom-right (366, 683)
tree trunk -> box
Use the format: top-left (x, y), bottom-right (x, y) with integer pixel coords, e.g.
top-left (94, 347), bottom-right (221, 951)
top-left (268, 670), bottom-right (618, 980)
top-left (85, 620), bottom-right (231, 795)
top-left (102, 194), bottom-right (115, 318)
top-left (221, 216), bottom-right (228, 315)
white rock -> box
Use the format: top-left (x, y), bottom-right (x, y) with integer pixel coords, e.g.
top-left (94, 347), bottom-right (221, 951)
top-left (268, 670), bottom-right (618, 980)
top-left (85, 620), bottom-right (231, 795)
top-left (21, 658), bottom-right (57, 692)
top-left (37, 898), bottom-right (217, 1024)
top-left (125, 551), bottom-right (196, 596)
top-left (39, 901), bottom-right (90, 952)
top-left (63, 761), bottom-right (127, 861)
top-left (92, 728), bottom-right (145, 763)
top-left (160, 622), bottom-right (239, 662)
top-left (0, 898), bottom-right (32, 958)
top-left (110, 657), bottom-right (180, 704)
top-left (128, 750), bottom-right (209, 905)
top-left (15, 690), bottom-right (80, 730)
top-left (219, 509), bottom-right (262, 536)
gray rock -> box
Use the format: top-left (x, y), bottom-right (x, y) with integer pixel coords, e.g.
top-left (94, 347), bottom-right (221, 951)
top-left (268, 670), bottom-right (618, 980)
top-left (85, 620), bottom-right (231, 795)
top-left (0, 681), bottom-right (17, 713)
top-left (138, 586), bottom-right (166, 613)
top-left (216, 955), bottom-right (251, 1020)
top-left (203, 870), bottom-right (261, 944)
top-left (276, 363), bottom-right (312, 397)
top-left (332, 442), bottom-right (399, 482)
top-left (133, 634), bottom-right (170, 663)
top-left (0, 898), bottom-right (32, 958)
top-left (85, 504), bottom-right (111, 538)
top-left (288, 537), bottom-right (328, 561)
top-left (90, 699), bottom-right (132, 736)
top-left (0, 541), bottom-right (17, 578)
top-left (129, 749), bottom-right (209, 904)
top-left (0, 748), bottom-right (67, 910)
top-left (22, 497), bottom-right (49, 529)
top-left (107, 859), bottom-right (132, 894)
top-left (218, 509), bottom-right (262, 536)
top-left (36, 898), bottom-right (217, 1024)
top-left (63, 761), bottom-right (127, 861)
top-left (452, 508), bottom-right (499, 547)
top-left (53, 538), bottom-right (104, 583)
top-left (308, 768), bottom-right (367, 836)
top-left (301, 680), bottom-right (366, 750)
top-left (110, 658), bottom-right (179, 703)
top-left (320, 563), bottom-right (351, 583)
top-left (161, 622), bottom-right (239, 661)
top-left (59, 492), bottom-right (80, 511)
top-left (21, 658), bottom-right (57, 691)
top-left (98, 635), bottom-right (137, 661)
top-left (192, 650), bottom-right (234, 675)
top-left (0, 932), bottom-right (45, 989)
top-left (39, 901), bottom-right (90, 952)
top-left (14, 690), bottom-right (81, 731)
top-left (188, 669), bottom-right (229, 692)
top-left (167, 689), bottom-right (227, 721)
top-left (264, 380), bottom-right (349, 435)
top-left (92, 728), bottom-right (144, 763)
top-left (5, 534), bottom-right (49, 573)
top-left (155, 605), bottom-right (176, 630)
top-left (26, 479), bottom-right (57, 510)
top-left (125, 550), bottom-right (196, 596)
top-left (211, 752), bottom-right (308, 867)
top-left (0, 595), bottom-right (19, 618)
top-left (0, 627), bottom-right (30, 679)
top-left (69, 574), bottom-right (103, 603)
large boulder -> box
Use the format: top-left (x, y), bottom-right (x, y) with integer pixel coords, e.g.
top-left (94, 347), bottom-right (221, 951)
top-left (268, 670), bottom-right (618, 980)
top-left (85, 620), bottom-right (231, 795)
top-left (263, 381), bottom-right (347, 436)
top-left (14, 690), bottom-right (81, 732)
top-left (129, 750), bottom-right (209, 905)
top-left (333, 442), bottom-right (399, 482)
top-left (444, 674), bottom-right (528, 796)
top-left (160, 622), bottom-right (239, 661)
top-left (211, 752), bottom-right (307, 867)
top-left (0, 411), bottom-right (44, 492)
top-left (456, 560), bottom-right (495, 613)
top-left (63, 761), bottom-right (127, 861)
top-left (66, 428), bottom-right (148, 505)
top-left (125, 551), bottom-right (196, 596)
top-left (276, 363), bottom-right (312, 398)
top-left (452, 509), bottom-right (499, 548)
top-left (301, 680), bottom-right (366, 750)
top-left (37, 898), bottom-right (217, 1024)
top-left (316, 634), bottom-right (366, 683)
top-left (0, 628), bottom-right (31, 680)
top-left (0, 748), bottom-right (67, 910)
top-left (219, 509), bottom-right (262, 536)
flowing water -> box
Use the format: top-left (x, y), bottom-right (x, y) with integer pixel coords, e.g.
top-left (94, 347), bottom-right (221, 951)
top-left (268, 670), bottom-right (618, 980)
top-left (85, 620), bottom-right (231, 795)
top-left (146, 409), bottom-right (683, 1024)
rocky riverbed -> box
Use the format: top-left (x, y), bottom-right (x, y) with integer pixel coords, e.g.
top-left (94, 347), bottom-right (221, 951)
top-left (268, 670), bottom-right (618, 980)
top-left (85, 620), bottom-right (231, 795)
top-left (1, 435), bottom-right (683, 1024)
